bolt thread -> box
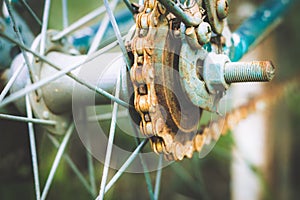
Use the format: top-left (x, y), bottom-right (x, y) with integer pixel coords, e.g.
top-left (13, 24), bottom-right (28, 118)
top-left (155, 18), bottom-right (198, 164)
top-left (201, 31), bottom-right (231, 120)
top-left (224, 61), bottom-right (275, 83)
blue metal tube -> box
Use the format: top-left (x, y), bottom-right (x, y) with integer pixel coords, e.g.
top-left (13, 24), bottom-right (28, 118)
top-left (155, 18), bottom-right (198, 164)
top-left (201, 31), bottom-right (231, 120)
top-left (229, 0), bottom-right (295, 62)
top-left (70, 9), bottom-right (134, 53)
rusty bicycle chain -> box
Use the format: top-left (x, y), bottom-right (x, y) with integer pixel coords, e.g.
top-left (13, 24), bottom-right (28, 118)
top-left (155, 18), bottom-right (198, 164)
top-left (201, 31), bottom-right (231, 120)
top-left (130, 0), bottom-right (211, 160)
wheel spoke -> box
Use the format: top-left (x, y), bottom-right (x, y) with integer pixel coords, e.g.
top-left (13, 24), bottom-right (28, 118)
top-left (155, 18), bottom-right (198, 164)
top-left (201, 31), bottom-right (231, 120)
top-left (103, 0), bottom-right (131, 70)
top-left (88, 0), bottom-right (119, 55)
top-left (88, 110), bottom-right (128, 121)
top-left (131, 124), bottom-right (154, 200)
top-left (25, 93), bottom-right (41, 200)
top-left (4, 0), bottom-right (38, 85)
top-left (154, 155), bottom-right (163, 200)
top-left (103, 139), bottom-right (148, 195)
top-left (51, 5), bottom-right (106, 41)
top-left (40, 0), bottom-right (51, 56)
top-left (0, 63), bottom-right (25, 102)
top-left (98, 71), bottom-right (121, 199)
top-left (62, 0), bottom-right (69, 28)
top-left (140, 156), bottom-right (155, 200)
top-left (0, 113), bottom-right (56, 125)
top-left (47, 134), bottom-right (95, 197)
top-left (0, 32), bottom-right (130, 109)
top-left (21, 0), bottom-right (42, 25)
top-left (40, 122), bottom-right (75, 200)
top-left (87, 148), bottom-right (97, 197)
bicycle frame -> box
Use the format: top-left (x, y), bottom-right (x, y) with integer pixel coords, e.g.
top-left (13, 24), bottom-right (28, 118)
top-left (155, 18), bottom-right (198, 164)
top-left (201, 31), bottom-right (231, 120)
top-left (229, 0), bottom-right (294, 62)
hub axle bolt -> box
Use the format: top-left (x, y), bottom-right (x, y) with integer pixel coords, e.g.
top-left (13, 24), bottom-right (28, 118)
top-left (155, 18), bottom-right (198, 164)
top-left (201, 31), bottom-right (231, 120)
top-left (224, 61), bottom-right (275, 83)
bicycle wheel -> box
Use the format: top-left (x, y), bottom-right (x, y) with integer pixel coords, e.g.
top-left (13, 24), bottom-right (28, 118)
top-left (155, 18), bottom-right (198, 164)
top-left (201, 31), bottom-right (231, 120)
top-left (0, 0), bottom-right (169, 199)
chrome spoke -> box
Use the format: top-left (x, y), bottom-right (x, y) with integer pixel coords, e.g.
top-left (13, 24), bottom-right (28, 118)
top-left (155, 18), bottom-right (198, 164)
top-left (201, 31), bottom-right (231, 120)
top-left (131, 123), bottom-right (154, 199)
top-left (87, 149), bottom-right (97, 197)
top-left (98, 71), bottom-right (121, 199)
top-left (88, 0), bottom-right (119, 55)
top-left (103, 0), bottom-right (131, 70)
top-left (47, 134), bottom-right (95, 197)
top-left (51, 5), bottom-right (106, 41)
top-left (21, 0), bottom-right (42, 25)
top-left (88, 110), bottom-right (128, 122)
top-left (85, 113), bottom-right (97, 198)
top-left (4, 0), bottom-right (38, 84)
top-left (40, 0), bottom-right (51, 56)
top-left (0, 33), bottom-right (130, 109)
top-left (154, 155), bottom-right (163, 200)
top-left (62, 0), bottom-right (69, 28)
top-left (0, 63), bottom-right (25, 102)
top-left (140, 156), bottom-right (155, 200)
top-left (104, 139), bottom-right (148, 194)
top-left (40, 123), bottom-right (75, 200)
top-left (25, 93), bottom-right (41, 200)
top-left (0, 113), bottom-right (56, 125)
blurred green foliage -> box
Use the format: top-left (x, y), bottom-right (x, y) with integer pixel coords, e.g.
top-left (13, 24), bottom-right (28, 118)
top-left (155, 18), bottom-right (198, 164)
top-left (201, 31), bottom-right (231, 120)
top-left (48, 0), bottom-right (100, 29)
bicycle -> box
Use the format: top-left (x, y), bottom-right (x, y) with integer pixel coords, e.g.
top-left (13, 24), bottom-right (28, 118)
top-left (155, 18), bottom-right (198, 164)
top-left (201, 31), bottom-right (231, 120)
top-left (0, 0), bottom-right (298, 199)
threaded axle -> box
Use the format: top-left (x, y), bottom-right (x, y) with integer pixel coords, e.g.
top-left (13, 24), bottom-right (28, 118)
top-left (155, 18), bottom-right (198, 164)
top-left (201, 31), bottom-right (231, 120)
top-left (224, 61), bottom-right (275, 83)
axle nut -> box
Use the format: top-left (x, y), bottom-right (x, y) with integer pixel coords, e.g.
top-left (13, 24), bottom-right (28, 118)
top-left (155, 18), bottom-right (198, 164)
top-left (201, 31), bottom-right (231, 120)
top-left (203, 52), bottom-right (230, 94)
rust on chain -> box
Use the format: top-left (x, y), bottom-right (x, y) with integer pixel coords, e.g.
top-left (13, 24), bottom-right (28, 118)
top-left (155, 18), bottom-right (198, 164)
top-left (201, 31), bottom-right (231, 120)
top-left (130, 0), bottom-right (208, 160)
top-left (130, 0), bottom-right (227, 161)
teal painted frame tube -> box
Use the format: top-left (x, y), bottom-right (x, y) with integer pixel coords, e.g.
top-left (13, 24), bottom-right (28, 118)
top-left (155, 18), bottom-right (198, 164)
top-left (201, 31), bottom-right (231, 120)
top-left (229, 0), bottom-right (296, 62)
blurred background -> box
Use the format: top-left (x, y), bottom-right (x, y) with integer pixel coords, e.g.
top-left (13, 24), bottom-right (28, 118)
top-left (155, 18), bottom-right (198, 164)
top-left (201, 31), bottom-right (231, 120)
top-left (0, 0), bottom-right (300, 199)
